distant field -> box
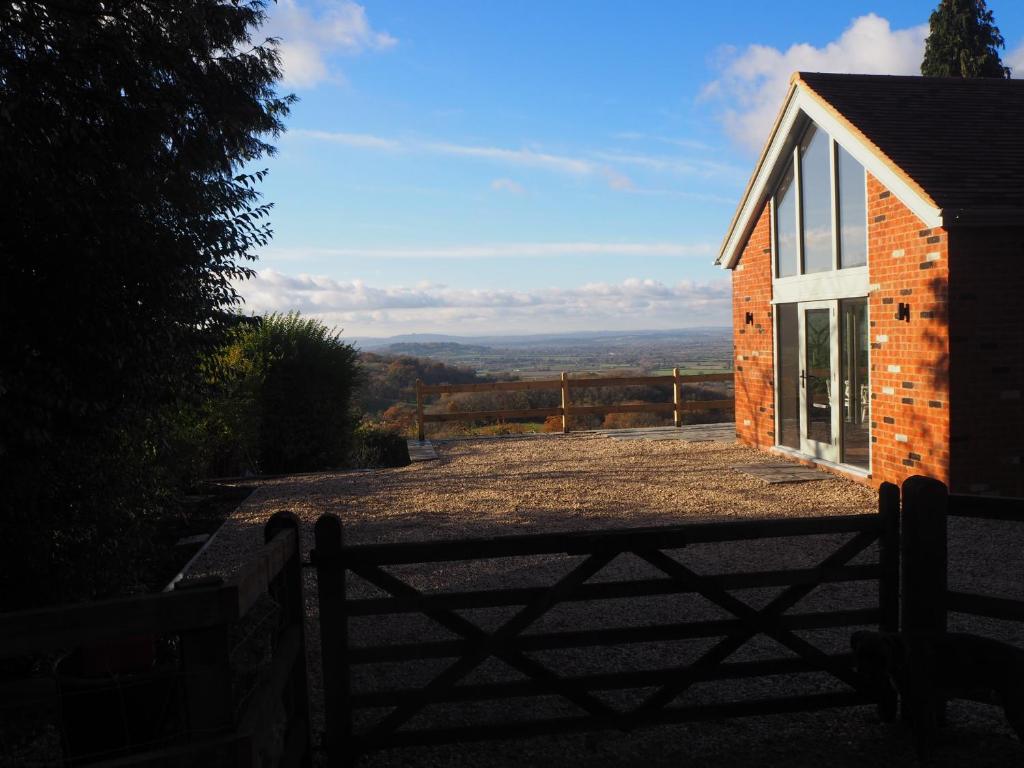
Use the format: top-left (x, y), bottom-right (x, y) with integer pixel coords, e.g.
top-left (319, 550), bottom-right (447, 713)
top-left (377, 328), bottom-right (735, 380)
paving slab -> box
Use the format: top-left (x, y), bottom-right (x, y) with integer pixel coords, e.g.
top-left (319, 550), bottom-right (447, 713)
top-left (597, 423), bottom-right (736, 443)
top-left (731, 462), bottom-right (830, 484)
top-left (407, 439), bottom-right (438, 461)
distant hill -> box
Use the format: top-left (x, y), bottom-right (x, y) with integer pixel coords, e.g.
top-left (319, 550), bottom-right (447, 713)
top-left (385, 342), bottom-right (495, 357)
top-left (357, 327), bottom-right (730, 351)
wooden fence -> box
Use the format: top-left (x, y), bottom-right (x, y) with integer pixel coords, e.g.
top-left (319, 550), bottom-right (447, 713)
top-left (414, 369), bottom-right (734, 440)
top-left (311, 503), bottom-right (898, 763)
top-left (0, 512), bottom-right (311, 767)
top-left (898, 477), bottom-right (1024, 756)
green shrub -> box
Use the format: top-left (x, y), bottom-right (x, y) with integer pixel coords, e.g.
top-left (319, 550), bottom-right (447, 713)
top-left (350, 425), bottom-right (411, 469)
top-left (206, 313), bottom-right (362, 475)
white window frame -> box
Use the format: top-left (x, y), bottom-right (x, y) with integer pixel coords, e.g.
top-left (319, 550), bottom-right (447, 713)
top-left (771, 121), bottom-right (868, 285)
top-left (770, 119), bottom-right (872, 475)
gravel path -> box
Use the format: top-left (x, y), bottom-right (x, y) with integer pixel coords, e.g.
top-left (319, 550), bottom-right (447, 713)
top-left (191, 433), bottom-right (1024, 767)
top-left (192, 433), bottom-right (878, 577)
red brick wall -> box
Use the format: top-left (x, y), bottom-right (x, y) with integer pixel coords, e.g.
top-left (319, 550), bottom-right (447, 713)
top-left (948, 226), bottom-right (1024, 496)
top-left (730, 172), bottom-right (1021, 494)
top-left (732, 204), bottom-right (775, 449)
top-left (866, 174), bottom-right (950, 488)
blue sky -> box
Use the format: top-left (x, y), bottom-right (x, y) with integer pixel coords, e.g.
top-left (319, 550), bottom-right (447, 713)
top-left (241, 1), bottom-right (1024, 341)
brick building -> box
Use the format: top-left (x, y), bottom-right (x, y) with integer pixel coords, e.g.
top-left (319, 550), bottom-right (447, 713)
top-left (717, 73), bottom-right (1024, 495)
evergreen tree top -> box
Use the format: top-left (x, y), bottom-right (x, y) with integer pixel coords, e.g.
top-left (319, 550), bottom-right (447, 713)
top-left (922, 0), bottom-right (1011, 78)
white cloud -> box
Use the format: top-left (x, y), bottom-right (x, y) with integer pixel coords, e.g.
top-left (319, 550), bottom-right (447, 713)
top-left (290, 129), bottom-right (402, 150)
top-left (290, 129), bottom-right (636, 188)
top-left (612, 132), bottom-right (712, 152)
top-left (290, 130), bottom-right (751, 191)
top-left (425, 141), bottom-right (594, 175)
top-left (594, 151), bottom-right (743, 181)
top-left (703, 14), bottom-right (928, 153)
top-left (262, 241), bottom-right (714, 261)
top-left (267, 0), bottom-right (397, 88)
top-left (237, 270), bottom-right (731, 336)
top-left (1009, 39), bottom-right (1024, 77)
top-left (490, 178), bottom-right (526, 194)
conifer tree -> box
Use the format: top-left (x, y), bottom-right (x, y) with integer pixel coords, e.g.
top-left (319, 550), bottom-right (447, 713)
top-left (921, 0), bottom-right (1011, 78)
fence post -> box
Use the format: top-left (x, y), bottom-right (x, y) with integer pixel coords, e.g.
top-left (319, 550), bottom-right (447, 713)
top-left (560, 372), bottom-right (570, 433)
top-left (415, 379), bottom-right (425, 442)
top-left (673, 368), bottom-right (682, 428)
top-left (265, 511), bottom-right (312, 767)
top-left (313, 514), bottom-right (351, 765)
top-left (177, 580), bottom-right (233, 742)
top-left (876, 481), bottom-right (900, 722)
top-left (900, 475), bottom-right (948, 754)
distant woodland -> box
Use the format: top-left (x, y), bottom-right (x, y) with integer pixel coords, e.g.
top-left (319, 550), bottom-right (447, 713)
top-left (357, 347), bottom-right (733, 438)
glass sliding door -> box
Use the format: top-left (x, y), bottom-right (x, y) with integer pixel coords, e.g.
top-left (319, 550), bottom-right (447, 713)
top-left (776, 304), bottom-right (800, 449)
top-left (775, 298), bottom-right (870, 469)
top-left (840, 298), bottom-right (870, 468)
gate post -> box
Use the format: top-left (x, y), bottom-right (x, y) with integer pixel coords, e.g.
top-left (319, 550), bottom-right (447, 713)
top-left (900, 475), bottom-right (948, 753)
top-left (313, 514), bottom-right (351, 765)
top-left (876, 481), bottom-right (900, 721)
top-left (265, 511), bottom-right (312, 767)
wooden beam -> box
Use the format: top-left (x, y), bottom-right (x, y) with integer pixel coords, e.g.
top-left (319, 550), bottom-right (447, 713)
top-left (348, 609), bottom-right (880, 663)
top-left (679, 399), bottom-right (734, 411)
top-left (678, 372), bottom-right (733, 383)
top-left (358, 691), bottom-right (868, 749)
top-left (423, 407), bottom-right (562, 423)
top-left (338, 513), bottom-right (881, 566)
top-left (344, 564), bottom-right (880, 616)
top-left (568, 375), bottom-right (674, 389)
top-left (350, 654), bottom-right (857, 707)
top-left (420, 380), bottom-right (560, 395)
top-left (230, 528), bottom-right (297, 617)
top-left (0, 582), bottom-right (237, 659)
top-left (569, 403), bottom-right (676, 416)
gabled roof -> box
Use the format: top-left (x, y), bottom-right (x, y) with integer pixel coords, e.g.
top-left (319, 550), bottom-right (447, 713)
top-left (717, 73), bottom-right (1024, 269)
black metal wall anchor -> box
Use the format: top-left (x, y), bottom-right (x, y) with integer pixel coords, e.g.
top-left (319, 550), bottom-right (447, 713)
top-left (744, 311), bottom-right (754, 325)
top-left (896, 303), bottom-right (911, 322)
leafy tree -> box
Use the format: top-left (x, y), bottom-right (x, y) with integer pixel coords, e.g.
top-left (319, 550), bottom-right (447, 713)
top-left (921, 0), bottom-right (1011, 78)
top-left (0, 2), bottom-right (291, 608)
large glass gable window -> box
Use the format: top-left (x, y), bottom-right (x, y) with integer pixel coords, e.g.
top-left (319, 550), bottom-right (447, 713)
top-left (772, 120), bottom-right (867, 277)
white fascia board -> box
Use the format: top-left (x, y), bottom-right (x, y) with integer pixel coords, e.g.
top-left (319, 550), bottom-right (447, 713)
top-left (718, 88), bottom-right (943, 271)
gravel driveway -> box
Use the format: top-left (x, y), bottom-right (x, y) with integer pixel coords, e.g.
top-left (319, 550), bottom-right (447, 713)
top-left (191, 433), bottom-right (1024, 767)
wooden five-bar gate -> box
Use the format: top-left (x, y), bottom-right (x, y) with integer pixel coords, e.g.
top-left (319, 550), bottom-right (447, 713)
top-left (311, 490), bottom-right (901, 763)
top-left (414, 370), bottom-right (733, 440)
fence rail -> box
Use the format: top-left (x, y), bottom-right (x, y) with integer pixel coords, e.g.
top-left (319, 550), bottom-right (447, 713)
top-left (0, 512), bottom-right (311, 768)
top-left (414, 369), bottom-right (733, 439)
